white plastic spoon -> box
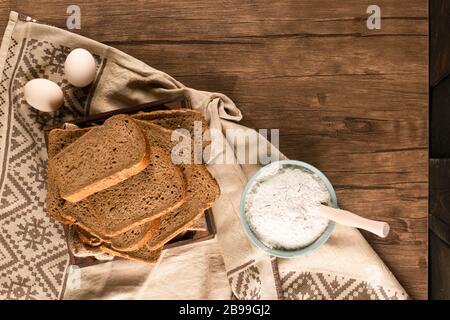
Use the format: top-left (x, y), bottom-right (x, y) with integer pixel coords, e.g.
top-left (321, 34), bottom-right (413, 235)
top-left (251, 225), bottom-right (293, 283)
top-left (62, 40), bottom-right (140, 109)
top-left (315, 204), bottom-right (390, 238)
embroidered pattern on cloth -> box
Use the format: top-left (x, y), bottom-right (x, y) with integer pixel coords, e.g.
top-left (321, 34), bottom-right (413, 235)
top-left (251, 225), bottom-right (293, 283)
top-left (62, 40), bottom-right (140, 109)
top-left (228, 264), bottom-right (262, 300)
top-left (0, 34), bottom-right (103, 299)
top-left (280, 271), bottom-right (409, 300)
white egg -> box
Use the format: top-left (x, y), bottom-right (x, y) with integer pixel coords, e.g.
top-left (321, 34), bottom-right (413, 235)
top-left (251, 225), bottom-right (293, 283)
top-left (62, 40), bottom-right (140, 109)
top-left (24, 79), bottom-right (64, 112)
top-left (64, 48), bottom-right (96, 87)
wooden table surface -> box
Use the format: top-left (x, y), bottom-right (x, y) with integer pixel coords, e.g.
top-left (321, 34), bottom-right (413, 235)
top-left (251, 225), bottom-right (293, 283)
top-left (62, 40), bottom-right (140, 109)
top-left (430, 0), bottom-right (450, 299)
top-left (0, 0), bottom-right (428, 299)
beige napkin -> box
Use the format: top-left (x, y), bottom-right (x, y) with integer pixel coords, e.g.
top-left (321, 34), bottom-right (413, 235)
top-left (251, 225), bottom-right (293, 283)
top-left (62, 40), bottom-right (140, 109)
top-left (0, 11), bottom-right (408, 300)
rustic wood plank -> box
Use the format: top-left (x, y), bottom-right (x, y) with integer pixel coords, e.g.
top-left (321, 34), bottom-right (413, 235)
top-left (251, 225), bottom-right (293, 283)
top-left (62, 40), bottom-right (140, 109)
top-left (431, 75), bottom-right (450, 158)
top-left (10, 0), bottom-right (427, 38)
top-left (430, 215), bottom-right (450, 245)
top-left (430, 1), bottom-right (450, 299)
top-left (2, 0), bottom-right (428, 299)
top-left (430, 159), bottom-right (450, 231)
top-left (430, 231), bottom-right (450, 299)
top-left (430, 0), bottom-right (450, 86)
top-left (8, 0), bottom-right (426, 46)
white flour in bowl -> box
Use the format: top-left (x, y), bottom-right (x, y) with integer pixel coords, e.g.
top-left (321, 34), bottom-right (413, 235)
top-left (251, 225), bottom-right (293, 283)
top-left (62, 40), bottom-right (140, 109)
top-left (244, 165), bottom-right (331, 250)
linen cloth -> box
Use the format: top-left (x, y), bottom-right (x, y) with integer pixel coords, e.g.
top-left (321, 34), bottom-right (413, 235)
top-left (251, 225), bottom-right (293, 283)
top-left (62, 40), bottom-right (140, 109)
top-left (0, 11), bottom-right (408, 300)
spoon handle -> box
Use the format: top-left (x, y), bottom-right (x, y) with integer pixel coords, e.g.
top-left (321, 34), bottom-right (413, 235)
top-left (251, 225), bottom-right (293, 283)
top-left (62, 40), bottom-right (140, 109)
top-left (316, 205), bottom-right (390, 238)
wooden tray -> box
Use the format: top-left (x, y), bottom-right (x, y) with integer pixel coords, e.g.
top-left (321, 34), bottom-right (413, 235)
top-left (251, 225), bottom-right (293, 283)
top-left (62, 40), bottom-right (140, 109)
top-left (46, 95), bottom-right (216, 267)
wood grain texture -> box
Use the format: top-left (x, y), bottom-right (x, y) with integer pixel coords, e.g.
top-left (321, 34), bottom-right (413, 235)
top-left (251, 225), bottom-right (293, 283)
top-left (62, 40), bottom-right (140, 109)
top-left (430, 0), bottom-right (450, 86)
top-left (0, 0), bottom-right (428, 299)
top-left (430, 231), bottom-right (450, 299)
top-left (431, 76), bottom-right (450, 158)
top-left (430, 159), bottom-right (450, 226)
top-left (430, 1), bottom-right (450, 158)
top-left (430, 0), bottom-right (450, 300)
top-left (430, 159), bottom-right (450, 300)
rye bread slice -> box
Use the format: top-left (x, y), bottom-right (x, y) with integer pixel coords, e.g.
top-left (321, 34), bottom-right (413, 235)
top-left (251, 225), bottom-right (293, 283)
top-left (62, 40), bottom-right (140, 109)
top-left (133, 109), bottom-right (209, 159)
top-left (46, 128), bottom-right (91, 223)
top-left (46, 128), bottom-right (99, 226)
top-left (87, 148), bottom-right (216, 252)
top-left (94, 165), bottom-right (218, 262)
top-left (104, 121), bottom-right (192, 251)
top-left (107, 217), bottom-right (161, 252)
top-left (132, 109), bottom-right (208, 136)
top-left (133, 110), bottom-right (219, 249)
top-left (62, 122), bottom-right (187, 238)
top-left (130, 111), bottom-right (219, 250)
top-left (45, 121), bottom-right (187, 250)
top-left (47, 128), bottom-right (91, 160)
top-left (50, 115), bottom-right (150, 203)
top-left (146, 164), bottom-right (219, 250)
top-left (76, 227), bottom-right (162, 264)
top-left (108, 112), bottom-right (211, 251)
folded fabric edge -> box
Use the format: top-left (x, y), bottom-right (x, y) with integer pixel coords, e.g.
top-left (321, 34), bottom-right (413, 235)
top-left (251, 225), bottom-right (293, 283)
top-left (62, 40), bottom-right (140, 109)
top-left (0, 11), bottom-right (19, 85)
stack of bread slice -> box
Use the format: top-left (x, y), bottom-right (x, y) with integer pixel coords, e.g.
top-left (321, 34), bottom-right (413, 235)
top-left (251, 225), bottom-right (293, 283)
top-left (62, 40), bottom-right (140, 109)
top-left (46, 109), bottom-right (220, 264)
